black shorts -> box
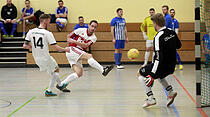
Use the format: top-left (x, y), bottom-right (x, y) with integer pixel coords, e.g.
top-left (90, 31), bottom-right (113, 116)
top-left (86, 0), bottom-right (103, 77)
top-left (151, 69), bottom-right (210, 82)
top-left (139, 63), bottom-right (173, 79)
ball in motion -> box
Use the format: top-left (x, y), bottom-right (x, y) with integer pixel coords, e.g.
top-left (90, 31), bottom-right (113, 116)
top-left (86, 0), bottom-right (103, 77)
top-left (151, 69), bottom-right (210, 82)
top-left (127, 48), bottom-right (139, 60)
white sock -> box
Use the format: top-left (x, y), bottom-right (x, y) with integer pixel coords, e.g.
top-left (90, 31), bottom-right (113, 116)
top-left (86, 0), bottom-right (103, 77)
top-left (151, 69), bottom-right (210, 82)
top-left (52, 72), bottom-right (62, 86)
top-left (61, 73), bottom-right (78, 85)
top-left (88, 58), bottom-right (104, 73)
top-left (158, 78), bottom-right (173, 93)
top-left (138, 76), bottom-right (154, 99)
top-left (47, 73), bottom-right (57, 92)
top-left (144, 52), bottom-right (150, 65)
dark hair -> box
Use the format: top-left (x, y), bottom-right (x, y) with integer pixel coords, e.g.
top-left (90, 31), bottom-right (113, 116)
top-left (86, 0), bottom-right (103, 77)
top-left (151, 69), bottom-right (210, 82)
top-left (89, 20), bottom-right (98, 25)
top-left (25, 0), bottom-right (30, 3)
top-left (39, 14), bottom-right (51, 22)
top-left (58, 0), bottom-right (63, 3)
top-left (116, 8), bottom-right (123, 13)
top-left (151, 13), bottom-right (165, 27)
top-left (149, 8), bottom-right (155, 11)
top-left (162, 5), bottom-right (169, 10)
top-left (170, 9), bottom-right (175, 12)
top-left (78, 16), bottom-right (83, 19)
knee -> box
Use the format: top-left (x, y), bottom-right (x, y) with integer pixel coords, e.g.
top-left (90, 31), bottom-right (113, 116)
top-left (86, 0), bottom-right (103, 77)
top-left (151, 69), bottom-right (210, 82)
top-left (87, 54), bottom-right (93, 59)
top-left (146, 48), bottom-right (151, 52)
top-left (54, 68), bottom-right (59, 72)
top-left (76, 71), bottom-right (83, 77)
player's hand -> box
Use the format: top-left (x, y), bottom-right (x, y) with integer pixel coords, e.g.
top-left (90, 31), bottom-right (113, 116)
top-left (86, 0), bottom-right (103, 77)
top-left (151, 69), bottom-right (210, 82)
top-left (6, 19), bottom-right (11, 23)
top-left (112, 39), bottom-right (116, 44)
top-left (65, 47), bottom-right (70, 53)
top-left (126, 37), bottom-right (129, 43)
top-left (67, 38), bottom-right (74, 43)
top-left (143, 32), bottom-right (149, 40)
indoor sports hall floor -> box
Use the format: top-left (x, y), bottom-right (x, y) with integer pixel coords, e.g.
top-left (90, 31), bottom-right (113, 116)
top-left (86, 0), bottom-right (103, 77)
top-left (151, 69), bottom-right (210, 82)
top-left (0, 64), bottom-right (209, 117)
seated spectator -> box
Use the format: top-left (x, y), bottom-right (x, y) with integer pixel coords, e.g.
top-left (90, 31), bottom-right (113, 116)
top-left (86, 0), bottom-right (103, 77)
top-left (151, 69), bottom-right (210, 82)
top-left (0, 0), bottom-right (17, 38)
top-left (55, 0), bottom-right (68, 32)
top-left (20, 0), bottom-right (34, 37)
top-left (74, 16), bottom-right (88, 30)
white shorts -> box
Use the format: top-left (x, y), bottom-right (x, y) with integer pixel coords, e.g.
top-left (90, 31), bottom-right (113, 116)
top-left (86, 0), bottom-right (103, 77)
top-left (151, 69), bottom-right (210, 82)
top-left (35, 56), bottom-right (58, 74)
top-left (146, 40), bottom-right (153, 48)
top-left (66, 47), bottom-right (85, 67)
top-left (56, 18), bottom-right (67, 25)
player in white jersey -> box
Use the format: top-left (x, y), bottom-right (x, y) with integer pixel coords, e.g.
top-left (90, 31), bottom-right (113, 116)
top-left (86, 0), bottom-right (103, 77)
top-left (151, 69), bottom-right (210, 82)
top-left (57, 20), bottom-right (114, 91)
top-left (23, 14), bottom-right (70, 96)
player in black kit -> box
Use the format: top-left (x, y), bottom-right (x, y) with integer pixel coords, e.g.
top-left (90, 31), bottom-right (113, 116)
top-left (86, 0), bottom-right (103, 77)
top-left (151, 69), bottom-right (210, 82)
top-left (137, 13), bottom-right (181, 108)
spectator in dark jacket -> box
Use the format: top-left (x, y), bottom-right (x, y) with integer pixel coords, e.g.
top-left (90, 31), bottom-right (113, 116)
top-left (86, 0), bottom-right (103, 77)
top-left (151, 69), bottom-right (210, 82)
top-left (0, 0), bottom-right (17, 38)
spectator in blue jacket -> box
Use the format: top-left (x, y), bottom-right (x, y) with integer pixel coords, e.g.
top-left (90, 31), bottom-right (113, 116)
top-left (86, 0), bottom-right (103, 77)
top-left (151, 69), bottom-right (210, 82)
top-left (74, 16), bottom-right (88, 30)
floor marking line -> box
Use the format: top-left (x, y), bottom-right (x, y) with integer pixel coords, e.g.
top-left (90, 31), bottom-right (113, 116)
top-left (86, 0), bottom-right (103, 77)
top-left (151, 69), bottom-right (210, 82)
top-left (172, 75), bottom-right (208, 117)
top-left (7, 96), bottom-right (36, 117)
top-left (162, 87), bottom-right (180, 117)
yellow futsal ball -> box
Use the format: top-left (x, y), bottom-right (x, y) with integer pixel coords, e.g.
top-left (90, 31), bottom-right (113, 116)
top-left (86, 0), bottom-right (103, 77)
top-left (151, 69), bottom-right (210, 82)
top-left (127, 48), bottom-right (139, 60)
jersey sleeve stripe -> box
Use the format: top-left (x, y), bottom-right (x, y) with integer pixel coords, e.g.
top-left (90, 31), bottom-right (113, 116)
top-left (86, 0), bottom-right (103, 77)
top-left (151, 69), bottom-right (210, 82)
top-left (50, 43), bottom-right (57, 45)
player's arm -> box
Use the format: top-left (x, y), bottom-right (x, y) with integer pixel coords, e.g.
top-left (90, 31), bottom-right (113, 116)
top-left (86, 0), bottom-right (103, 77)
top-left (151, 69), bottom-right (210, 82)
top-left (111, 26), bottom-right (115, 43)
top-left (55, 8), bottom-right (60, 18)
top-left (151, 34), bottom-right (163, 76)
top-left (23, 40), bottom-right (32, 49)
top-left (23, 31), bottom-right (32, 49)
top-left (67, 30), bottom-right (90, 48)
top-left (51, 44), bottom-right (70, 52)
top-left (141, 18), bottom-right (149, 40)
top-left (175, 32), bottom-right (181, 49)
top-left (67, 38), bottom-right (90, 48)
top-left (125, 26), bottom-right (128, 43)
top-left (174, 20), bottom-right (179, 34)
top-left (62, 7), bottom-right (68, 18)
top-left (110, 18), bottom-right (116, 44)
top-left (21, 8), bottom-right (27, 18)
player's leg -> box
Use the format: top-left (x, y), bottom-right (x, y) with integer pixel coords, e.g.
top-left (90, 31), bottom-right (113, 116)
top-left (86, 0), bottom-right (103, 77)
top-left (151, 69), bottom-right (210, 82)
top-left (59, 18), bottom-right (67, 30)
top-left (142, 40), bottom-right (153, 67)
top-left (158, 78), bottom-right (177, 106)
top-left (56, 18), bottom-right (62, 32)
top-left (0, 22), bottom-right (8, 37)
top-left (22, 19), bottom-right (26, 37)
top-left (10, 19), bottom-right (17, 37)
top-left (138, 64), bottom-right (156, 108)
top-left (115, 40), bottom-right (125, 69)
top-left (176, 51), bottom-right (183, 70)
top-left (45, 57), bottom-right (70, 96)
top-left (58, 64), bottom-right (82, 91)
top-left (80, 52), bottom-right (114, 76)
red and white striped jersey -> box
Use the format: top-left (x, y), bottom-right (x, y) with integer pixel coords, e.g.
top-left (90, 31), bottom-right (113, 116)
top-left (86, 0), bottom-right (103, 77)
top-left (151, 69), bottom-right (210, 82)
top-left (68, 28), bottom-right (97, 50)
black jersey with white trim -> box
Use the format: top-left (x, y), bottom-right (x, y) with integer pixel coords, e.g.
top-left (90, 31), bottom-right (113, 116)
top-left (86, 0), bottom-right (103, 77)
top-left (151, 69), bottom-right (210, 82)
top-left (151, 27), bottom-right (181, 74)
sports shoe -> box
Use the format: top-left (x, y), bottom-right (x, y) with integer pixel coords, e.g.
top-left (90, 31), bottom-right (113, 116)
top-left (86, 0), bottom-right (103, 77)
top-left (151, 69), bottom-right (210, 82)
top-left (102, 64), bottom-right (114, 76)
top-left (45, 90), bottom-right (57, 97)
top-left (116, 65), bottom-right (125, 69)
top-left (142, 98), bottom-right (156, 108)
top-left (167, 92), bottom-right (177, 106)
top-left (174, 67), bottom-right (177, 71)
top-left (9, 35), bottom-right (14, 38)
top-left (56, 83), bottom-right (70, 92)
top-left (179, 65), bottom-right (183, 70)
top-left (2, 35), bottom-right (8, 38)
